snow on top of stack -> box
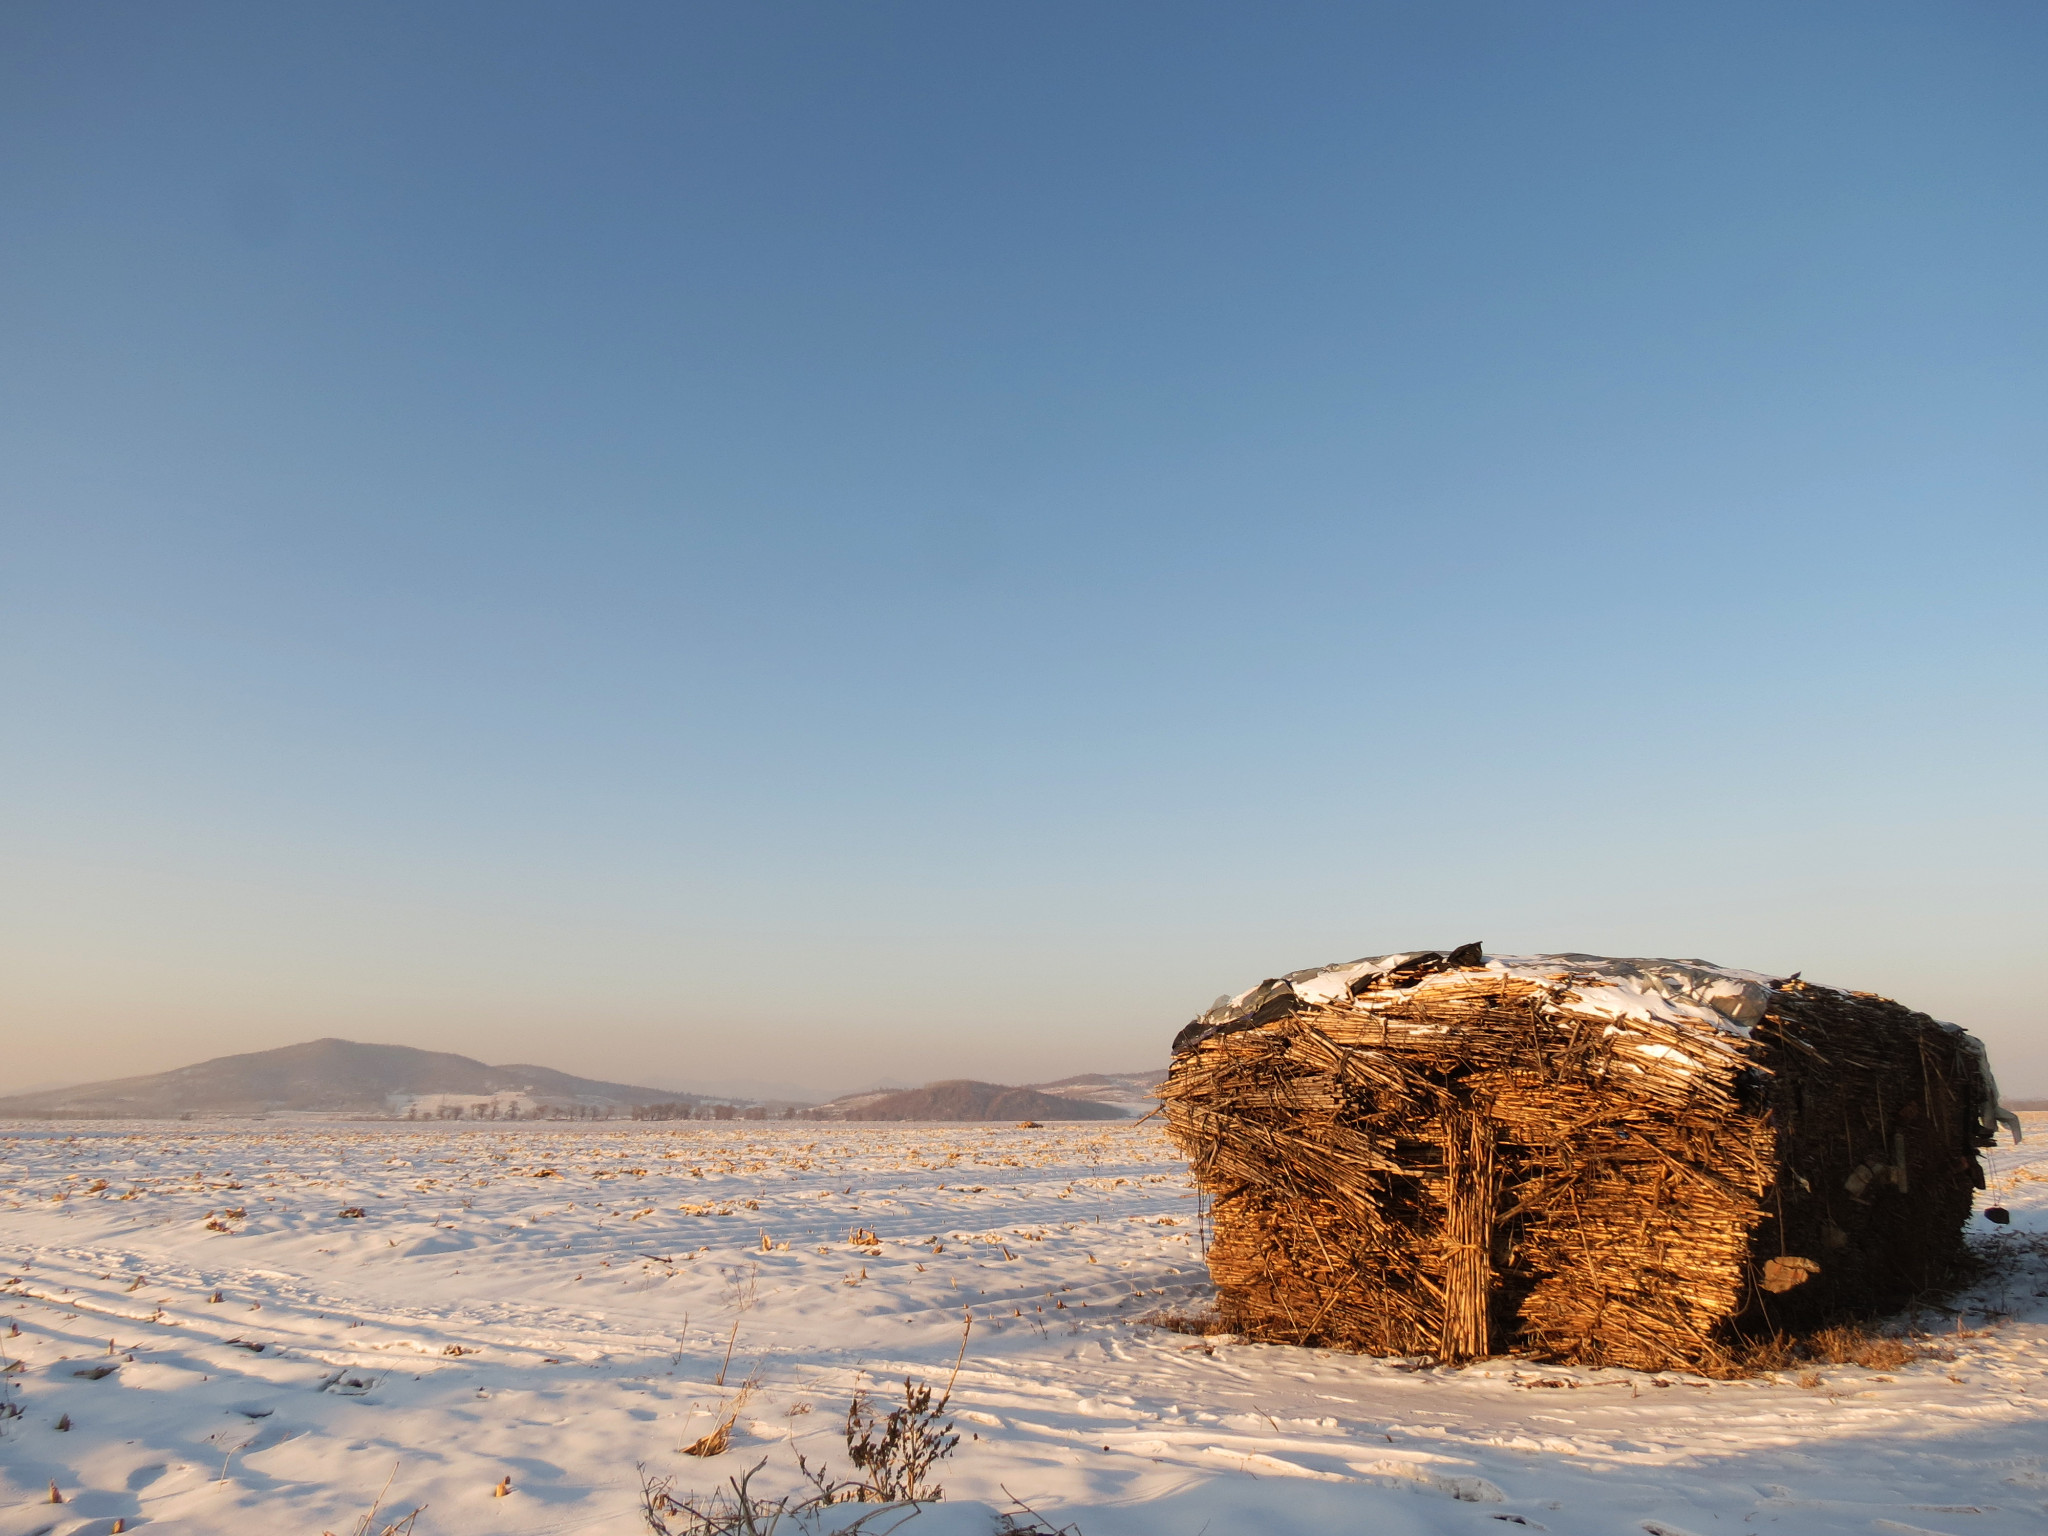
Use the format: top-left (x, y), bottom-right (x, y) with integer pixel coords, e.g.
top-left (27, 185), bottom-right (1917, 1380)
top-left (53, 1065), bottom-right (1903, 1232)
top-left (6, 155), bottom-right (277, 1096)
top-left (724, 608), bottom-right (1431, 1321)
top-left (1197, 949), bottom-right (1778, 1040)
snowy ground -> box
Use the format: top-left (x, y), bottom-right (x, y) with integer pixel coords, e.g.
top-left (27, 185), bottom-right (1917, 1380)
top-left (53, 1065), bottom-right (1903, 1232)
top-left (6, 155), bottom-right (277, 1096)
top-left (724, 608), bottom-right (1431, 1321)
top-left (1, 1115), bottom-right (2044, 1536)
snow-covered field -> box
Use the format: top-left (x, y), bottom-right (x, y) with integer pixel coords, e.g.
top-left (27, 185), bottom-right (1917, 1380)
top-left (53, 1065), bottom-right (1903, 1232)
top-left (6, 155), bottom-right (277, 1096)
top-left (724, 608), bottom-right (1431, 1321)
top-left (1, 1115), bottom-right (2044, 1536)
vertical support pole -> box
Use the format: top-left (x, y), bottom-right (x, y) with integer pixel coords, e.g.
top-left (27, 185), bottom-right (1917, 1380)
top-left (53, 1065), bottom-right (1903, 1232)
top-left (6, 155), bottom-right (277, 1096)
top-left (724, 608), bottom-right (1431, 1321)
top-left (1439, 1106), bottom-right (1497, 1361)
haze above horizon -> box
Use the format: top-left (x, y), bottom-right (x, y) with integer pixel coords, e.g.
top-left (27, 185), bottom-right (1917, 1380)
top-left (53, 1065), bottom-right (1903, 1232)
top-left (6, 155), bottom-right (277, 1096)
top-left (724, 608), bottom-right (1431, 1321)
top-left (3, 2), bottom-right (2042, 1100)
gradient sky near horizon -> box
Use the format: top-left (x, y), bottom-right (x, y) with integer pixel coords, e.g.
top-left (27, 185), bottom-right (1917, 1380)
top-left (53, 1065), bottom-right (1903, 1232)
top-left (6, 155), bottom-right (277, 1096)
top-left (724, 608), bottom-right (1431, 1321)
top-left (3, 2), bottom-right (2044, 1102)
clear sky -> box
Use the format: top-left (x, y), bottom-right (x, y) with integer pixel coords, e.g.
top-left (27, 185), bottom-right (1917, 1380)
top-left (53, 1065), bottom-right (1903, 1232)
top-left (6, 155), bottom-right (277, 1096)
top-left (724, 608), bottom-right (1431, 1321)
top-left (3, 2), bottom-right (2043, 1101)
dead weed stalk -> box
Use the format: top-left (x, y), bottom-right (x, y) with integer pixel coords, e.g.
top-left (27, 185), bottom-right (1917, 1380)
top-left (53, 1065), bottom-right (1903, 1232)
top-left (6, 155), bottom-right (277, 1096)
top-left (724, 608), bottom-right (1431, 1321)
top-left (835, 1309), bottom-right (971, 1503)
top-left (995, 1487), bottom-right (1087, 1534)
top-left (321, 1462), bottom-right (424, 1536)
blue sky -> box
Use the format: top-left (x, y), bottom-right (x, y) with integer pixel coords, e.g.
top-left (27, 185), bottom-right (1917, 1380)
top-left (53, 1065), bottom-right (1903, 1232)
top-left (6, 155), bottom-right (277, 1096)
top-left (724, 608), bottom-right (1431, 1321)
top-left (3, 2), bottom-right (2043, 1099)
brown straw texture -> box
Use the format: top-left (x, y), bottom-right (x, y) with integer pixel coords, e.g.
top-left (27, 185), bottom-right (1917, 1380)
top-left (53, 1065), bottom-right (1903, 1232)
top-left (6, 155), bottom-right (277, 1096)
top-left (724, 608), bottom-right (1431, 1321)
top-left (1163, 963), bottom-right (1988, 1373)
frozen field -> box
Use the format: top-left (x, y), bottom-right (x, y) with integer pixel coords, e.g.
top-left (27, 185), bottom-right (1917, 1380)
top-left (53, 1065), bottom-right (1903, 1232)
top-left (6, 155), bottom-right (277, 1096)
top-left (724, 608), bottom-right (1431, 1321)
top-left (1, 1116), bottom-right (2045, 1536)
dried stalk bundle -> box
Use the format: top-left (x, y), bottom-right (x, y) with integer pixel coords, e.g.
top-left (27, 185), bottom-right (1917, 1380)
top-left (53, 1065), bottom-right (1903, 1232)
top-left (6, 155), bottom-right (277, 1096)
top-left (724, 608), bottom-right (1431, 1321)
top-left (1163, 947), bottom-right (2004, 1373)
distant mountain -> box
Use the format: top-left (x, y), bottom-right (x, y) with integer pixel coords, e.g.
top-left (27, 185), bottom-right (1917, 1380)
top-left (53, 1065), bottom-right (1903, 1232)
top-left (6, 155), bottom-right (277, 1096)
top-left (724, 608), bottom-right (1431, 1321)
top-left (817, 1079), bottom-right (1131, 1123)
top-left (0, 1038), bottom-right (706, 1120)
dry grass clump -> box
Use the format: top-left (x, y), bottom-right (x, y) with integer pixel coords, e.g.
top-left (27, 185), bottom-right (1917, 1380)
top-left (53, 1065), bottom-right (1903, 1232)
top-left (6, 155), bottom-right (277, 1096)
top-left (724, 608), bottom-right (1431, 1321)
top-left (1808, 1324), bottom-right (1930, 1370)
top-left (1733, 1322), bottom-right (1950, 1374)
top-left (1138, 1302), bottom-right (1223, 1337)
top-left (639, 1460), bottom-right (915, 1536)
top-left (641, 1370), bottom-right (962, 1535)
top-left (682, 1377), bottom-right (756, 1458)
top-left (651, 1319), bottom-right (971, 1533)
top-left (841, 1376), bottom-right (957, 1503)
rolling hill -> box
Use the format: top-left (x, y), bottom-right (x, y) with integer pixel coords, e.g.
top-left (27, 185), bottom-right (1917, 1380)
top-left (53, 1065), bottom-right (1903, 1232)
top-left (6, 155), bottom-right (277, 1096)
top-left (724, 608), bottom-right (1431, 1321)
top-left (0, 1038), bottom-right (698, 1119)
top-left (1021, 1069), bottom-right (1165, 1112)
top-left (821, 1079), bottom-right (1131, 1122)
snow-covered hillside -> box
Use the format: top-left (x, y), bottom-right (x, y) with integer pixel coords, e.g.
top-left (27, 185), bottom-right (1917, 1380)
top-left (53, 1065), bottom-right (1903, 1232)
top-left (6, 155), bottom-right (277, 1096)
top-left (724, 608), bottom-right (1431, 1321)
top-left (0, 1116), bottom-right (2041, 1535)
top-left (1021, 1071), bottom-right (1164, 1115)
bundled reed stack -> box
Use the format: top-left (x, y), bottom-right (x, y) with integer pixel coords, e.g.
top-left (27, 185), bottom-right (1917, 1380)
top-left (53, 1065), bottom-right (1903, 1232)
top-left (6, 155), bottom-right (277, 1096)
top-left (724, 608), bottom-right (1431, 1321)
top-left (1163, 946), bottom-right (2013, 1373)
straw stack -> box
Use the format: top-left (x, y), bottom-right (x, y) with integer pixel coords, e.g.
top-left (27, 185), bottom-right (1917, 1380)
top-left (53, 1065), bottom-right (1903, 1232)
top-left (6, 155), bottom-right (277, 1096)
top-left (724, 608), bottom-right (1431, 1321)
top-left (1163, 947), bottom-right (1998, 1372)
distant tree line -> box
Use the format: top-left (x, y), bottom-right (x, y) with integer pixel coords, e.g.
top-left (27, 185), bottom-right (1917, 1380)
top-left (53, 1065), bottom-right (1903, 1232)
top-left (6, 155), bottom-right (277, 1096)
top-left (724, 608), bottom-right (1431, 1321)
top-left (401, 1101), bottom-right (618, 1121)
top-left (393, 1098), bottom-right (800, 1122)
top-left (630, 1102), bottom-right (797, 1121)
